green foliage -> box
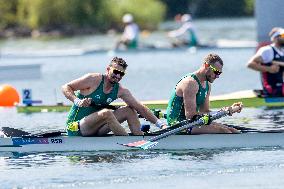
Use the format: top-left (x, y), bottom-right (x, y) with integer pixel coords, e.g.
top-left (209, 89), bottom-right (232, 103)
top-left (1, 0), bottom-right (254, 35)
top-left (18, 0), bottom-right (62, 29)
top-left (0, 0), bottom-right (18, 29)
top-left (244, 0), bottom-right (254, 15)
top-left (103, 0), bottom-right (166, 30)
top-left (16, 0), bottom-right (165, 32)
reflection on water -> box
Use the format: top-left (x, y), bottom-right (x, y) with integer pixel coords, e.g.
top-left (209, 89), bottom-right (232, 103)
top-left (66, 151), bottom-right (159, 164)
top-left (1, 148), bottom-right (284, 189)
top-left (1, 147), bottom-right (283, 167)
top-left (218, 107), bottom-right (284, 131)
top-left (257, 107), bottom-right (284, 128)
top-left (0, 151), bottom-right (159, 167)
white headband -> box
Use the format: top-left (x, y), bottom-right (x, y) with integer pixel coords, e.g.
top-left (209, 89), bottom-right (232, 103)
top-left (271, 29), bottom-right (284, 41)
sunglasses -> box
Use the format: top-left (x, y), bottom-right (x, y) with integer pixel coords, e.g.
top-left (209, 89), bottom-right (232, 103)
top-left (111, 67), bottom-right (125, 77)
top-left (279, 34), bottom-right (284, 39)
top-left (208, 64), bottom-right (222, 75)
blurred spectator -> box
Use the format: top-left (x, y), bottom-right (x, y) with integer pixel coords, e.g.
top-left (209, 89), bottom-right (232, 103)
top-left (168, 14), bottom-right (199, 47)
top-left (115, 14), bottom-right (140, 49)
top-left (247, 27), bottom-right (284, 96)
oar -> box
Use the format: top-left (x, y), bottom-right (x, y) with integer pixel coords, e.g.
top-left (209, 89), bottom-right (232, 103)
top-left (150, 124), bottom-right (258, 135)
top-left (1, 127), bottom-right (64, 138)
top-left (1, 127), bottom-right (31, 137)
top-left (119, 106), bottom-right (241, 150)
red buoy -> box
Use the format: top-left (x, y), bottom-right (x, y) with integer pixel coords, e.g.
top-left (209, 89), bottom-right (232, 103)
top-left (0, 84), bottom-right (20, 107)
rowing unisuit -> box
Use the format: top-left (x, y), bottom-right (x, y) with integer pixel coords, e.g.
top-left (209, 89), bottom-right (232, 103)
top-left (66, 75), bottom-right (119, 135)
top-left (166, 73), bottom-right (209, 125)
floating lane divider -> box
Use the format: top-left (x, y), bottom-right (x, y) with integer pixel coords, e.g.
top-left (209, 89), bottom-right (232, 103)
top-left (17, 90), bottom-right (284, 113)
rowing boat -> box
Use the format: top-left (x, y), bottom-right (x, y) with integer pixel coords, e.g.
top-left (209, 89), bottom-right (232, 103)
top-left (1, 130), bottom-right (284, 152)
top-left (16, 90), bottom-right (284, 113)
top-left (2, 107), bottom-right (284, 152)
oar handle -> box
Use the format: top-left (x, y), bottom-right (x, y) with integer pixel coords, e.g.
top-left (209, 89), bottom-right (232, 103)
top-left (210, 105), bottom-right (241, 120)
top-left (217, 104), bottom-right (241, 115)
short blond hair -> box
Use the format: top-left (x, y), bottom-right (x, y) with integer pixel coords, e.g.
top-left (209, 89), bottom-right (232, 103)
top-left (203, 53), bottom-right (223, 66)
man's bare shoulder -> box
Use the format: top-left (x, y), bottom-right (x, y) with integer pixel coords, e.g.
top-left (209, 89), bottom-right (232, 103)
top-left (118, 83), bottom-right (129, 93)
top-left (117, 84), bottom-right (132, 98)
top-left (75, 73), bottom-right (102, 88)
top-left (84, 73), bottom-right (102, 79)
top-left (175, 76), bottom-right (198, 96)
top-left (180, 76), bottom-right (198, 90)
top-left (81, 73), bottom-right (102, 82)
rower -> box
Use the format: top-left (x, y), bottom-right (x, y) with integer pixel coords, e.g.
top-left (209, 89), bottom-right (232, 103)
top-left (247, 27), bottom-right (284, 97)
top-left (167, 14), bottom-right (199, 48)
top-left (166, 53), bottom-right (243, 134)
top-left (115, 14), bottom-right (140, 50)
top-left (62, 57), bottom-right (167, 137)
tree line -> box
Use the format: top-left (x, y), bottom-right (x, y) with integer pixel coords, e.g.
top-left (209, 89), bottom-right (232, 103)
top-left (0, 0), bottom-right (254, 37)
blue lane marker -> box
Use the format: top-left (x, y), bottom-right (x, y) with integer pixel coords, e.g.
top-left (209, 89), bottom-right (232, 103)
top-left (264, 97), bottom-right (284, 103)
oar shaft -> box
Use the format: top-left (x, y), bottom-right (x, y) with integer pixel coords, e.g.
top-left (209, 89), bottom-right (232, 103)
top-left (149, 110), bottom-right (228, 142)
top-left (90, 101), bottom-right (118, 110)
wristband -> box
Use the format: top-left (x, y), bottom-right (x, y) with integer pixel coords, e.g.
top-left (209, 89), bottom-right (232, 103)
top-left (155, 119), bottom-right (163, 128)
top-left (74, 98), bottom-right (81, 107)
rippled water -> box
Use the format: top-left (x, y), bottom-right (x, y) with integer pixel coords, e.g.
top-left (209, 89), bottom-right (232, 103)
top-left (1, 148), bottom-right (284, 189)
top-left (1, 107), bottom-right (284, 189)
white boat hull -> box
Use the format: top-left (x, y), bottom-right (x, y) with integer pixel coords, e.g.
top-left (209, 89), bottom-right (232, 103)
top-left (1, 132), bottom-right (284, 152)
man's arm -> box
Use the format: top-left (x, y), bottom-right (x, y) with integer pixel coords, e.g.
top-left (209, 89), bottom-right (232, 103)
top-left (182, 80), bottom-right (199, 119)
top-left (168, 23), bottom-right (192, 37)
top-left (118, 86), bottom-right (166, 128)
top-left (247, 54), bottom-right (279, 73)
top-left (62, 73), bottom-right (98, 106)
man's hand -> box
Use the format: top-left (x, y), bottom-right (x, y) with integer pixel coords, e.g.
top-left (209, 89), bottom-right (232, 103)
top-left (222, 102), bottom-right (243, 116)
top-left (161, 124), bottom-right (168, 129)
top-left (268, 64), bottom-right (279, 73)
top-left (191, 114), bottom-right (212, 125)
top-left (74, 98), bottom-right (92, 107)
top-left (155, 119), bottom-right (168, 129)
